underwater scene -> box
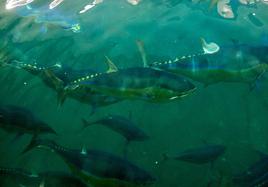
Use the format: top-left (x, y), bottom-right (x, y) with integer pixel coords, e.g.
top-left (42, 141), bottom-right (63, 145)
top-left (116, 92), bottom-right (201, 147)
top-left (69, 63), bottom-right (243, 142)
top-left (0, 0), bottom-right (268, 186)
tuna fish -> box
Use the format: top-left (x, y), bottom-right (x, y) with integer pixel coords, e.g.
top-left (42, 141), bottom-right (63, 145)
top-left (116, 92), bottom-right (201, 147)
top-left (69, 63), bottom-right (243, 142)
top-left (7, 61), bottom-right (121, 112)
top-left (151, 43), bottom-right (268, 87)
top-left (0, 105), bottom-right (56, 140)
top-left (82, 114), bottom-right (149, 156)
top-left (233, 152), bottom-right (268, 187)
top-left (163, 145), bottom-right (226, 164)
top-left (0, 167), bottom-right (88, 187)
top-left (23, 138), bottom-right (156, 186)
top-left (11, 4), bottom-right (81, 33)
top-left (67, 66), bottom-right (196, 103)
top-left (82, 115), bottom-right (149, 142)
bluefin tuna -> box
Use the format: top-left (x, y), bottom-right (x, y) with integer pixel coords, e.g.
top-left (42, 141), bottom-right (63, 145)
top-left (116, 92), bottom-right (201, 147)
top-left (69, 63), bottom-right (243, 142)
top-left (151, 43), bottom-right (268, 87)
top-left (0, 105), bottom-right (56, 139)
top-left (82, 115), bottom-right (149, 142)
top-left (23, 138), bottom-right (156, 187)
top-left (163, 145), bottom-right (226, 164)
top-left (0, 167), bottom-right (88, 187)
top-left (7, 61), bottom-right (121, 112)
top-left (12, 5), bottom-right (81, 33)
top-left (67, 66), bottom-right (196, 103)
top-left (233, 152), bottom-right (268, 187)
top-left (82, 114), bottom-right (149, 156)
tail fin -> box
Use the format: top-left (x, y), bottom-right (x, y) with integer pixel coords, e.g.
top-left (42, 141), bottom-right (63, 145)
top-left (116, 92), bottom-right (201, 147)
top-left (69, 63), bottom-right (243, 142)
top-left (57, 88), bottom-right (67, 107)
top-left (43, 69), bottom-right (67, 107)
top-left (3, 60), bottom-right (22, 68)
top-left (22, 136), bottom-right (55, 154)
top-left (43, 69), bottom-right (64, 91)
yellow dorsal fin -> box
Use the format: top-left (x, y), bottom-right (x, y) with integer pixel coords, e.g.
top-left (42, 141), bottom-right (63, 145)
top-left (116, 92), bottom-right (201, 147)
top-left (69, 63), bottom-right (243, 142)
top-left (136, 40), bottom-right (148, 68)
top-left (105, 56), bottom-right (118, 73)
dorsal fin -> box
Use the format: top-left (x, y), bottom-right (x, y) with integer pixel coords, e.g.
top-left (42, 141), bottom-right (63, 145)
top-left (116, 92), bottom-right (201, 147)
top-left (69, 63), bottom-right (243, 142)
top-left (81, 145), bottom-right (87, 155)
top-left (136, 40), bottom-right (148, 68)
top-left (200, 37), bottom-right (220, 54)
top-left (105, 56), bottom-right (118, 73)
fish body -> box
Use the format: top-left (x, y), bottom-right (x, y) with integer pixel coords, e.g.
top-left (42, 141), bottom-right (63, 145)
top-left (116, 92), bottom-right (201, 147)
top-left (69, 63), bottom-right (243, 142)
top-left (14, 5), bottom-right (80, 33)
top-left (8, 61), bottom-right (121, 108)
top-left (0, 167), bottom-right (88, 187)
top-left (168, 145), bottom-right (226, 164)
top-left (0, 105), bottom-right (56, 135)
top-left (83, 115), bottom-right (149, 142)
top-left (0, 167), bottom-right (40, 187)
top-left (38, 172), bottom-right (88, 187)
top-left (233, 153), bottom-right (268, 187)
top-left (23, 139), bottom-right (156, 185)
top-left (151, 44), bottom-right (268, 86)
top-left (69, 67), bottom-right (196, 103)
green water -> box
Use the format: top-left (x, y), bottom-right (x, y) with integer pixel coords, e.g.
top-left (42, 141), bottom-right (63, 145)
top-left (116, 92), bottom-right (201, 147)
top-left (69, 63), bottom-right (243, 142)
top-left (1, 0), bottom-right (268, 187)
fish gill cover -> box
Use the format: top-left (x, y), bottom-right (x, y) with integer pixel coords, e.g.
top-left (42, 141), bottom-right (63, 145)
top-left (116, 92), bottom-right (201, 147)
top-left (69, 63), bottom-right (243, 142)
top-left (0, 0), bottom-right (268, 187)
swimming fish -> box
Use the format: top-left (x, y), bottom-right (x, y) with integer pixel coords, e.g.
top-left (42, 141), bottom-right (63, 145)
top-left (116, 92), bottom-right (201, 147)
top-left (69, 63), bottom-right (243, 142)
top-left (7, 61), bottom-right (121, 112)
top-left (0, 167), bottom-right (88, 187)
top-left (233, 151), bottom-right (268, 187)
top-left (82, 114), bottom-right (149, 142)
top-left (82, 114), bottom-right (149, 156)
top-left (67, 66), bottom-right (196, 103)
top-left (151, 43), bottom-right (268, 87)
top-left (0, 105), bottom-right (56, 141)
top-left (11, 5), bottom-right (80, 33)
top-left (23, 138), bottom-right (156, 186)
top-left (163, 145), bottom-right (226, 164)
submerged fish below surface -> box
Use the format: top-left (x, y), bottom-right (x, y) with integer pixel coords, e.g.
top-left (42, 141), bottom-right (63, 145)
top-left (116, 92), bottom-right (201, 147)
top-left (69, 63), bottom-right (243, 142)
top-left (0, 167), bottom-right (88, 187)
top-left (151, 44), bottom-right (268, 86)
top-left (23, 138), bottom-right (156, 186)
top-left (164, 145), bottom-right (226, 164)
top-left (11, 5), bottom-right (81, 33)
top-left (0, 105), bottom-right (56, 136)
top-left (7, 61), bottom-right (121, 109)
top-left (68, 67), bottom-right (196, 103)
top-left (233, 152), bottom-right (268, 187)
top-left (82, 114), bottom-right (149, 142)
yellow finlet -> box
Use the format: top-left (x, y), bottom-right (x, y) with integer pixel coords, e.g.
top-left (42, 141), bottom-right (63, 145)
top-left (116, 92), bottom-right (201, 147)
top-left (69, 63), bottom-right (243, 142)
top-left (105, 56), bottom-right (118, 73)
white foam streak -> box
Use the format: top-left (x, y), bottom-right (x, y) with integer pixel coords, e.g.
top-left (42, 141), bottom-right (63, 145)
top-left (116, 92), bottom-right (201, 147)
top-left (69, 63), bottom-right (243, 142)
top-left (6, 0), bottom-right (34, 10)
